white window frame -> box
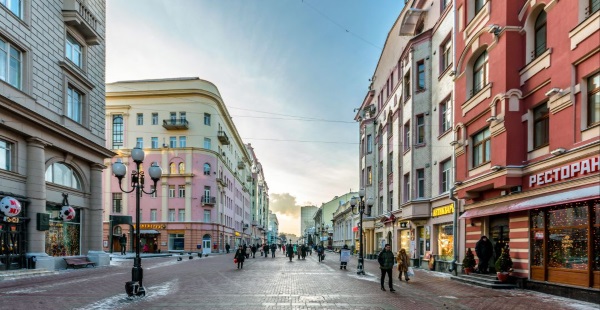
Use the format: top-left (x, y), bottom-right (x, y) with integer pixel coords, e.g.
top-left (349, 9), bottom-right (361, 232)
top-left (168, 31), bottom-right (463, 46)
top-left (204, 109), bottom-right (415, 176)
top-left (151, 113), bottom-right (158, 125)
top-left (178, 185), bottom-right (185, 198)
top-left (65, 34), bottom-right (83, 68)
top-left (179, 136), bottom-right (186, 148)
top-left (168, 185), bottom-right (175, 198)
top-left (0, 0), bottom-right (22, 18)
top-left (0, 138), bottom-right (13, 171)
top-left (0, 37), bottom-right (22, 89)
top-left (151, 209), bottom-right (157, 222)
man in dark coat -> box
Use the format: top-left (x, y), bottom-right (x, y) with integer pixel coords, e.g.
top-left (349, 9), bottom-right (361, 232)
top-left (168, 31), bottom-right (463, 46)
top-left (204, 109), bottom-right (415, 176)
top-left (251, 244), bottom-right (257, 258)
top-left (225, 243), bottom-right (230, 254)
top-left (286, 243), bottom-right (294, 262)
top-left (270, 243), bottom-right (277, 258)
top-left (119, 234), bottom-right (127, 255)
top-left (475, 235), bottom-right (494, 274)
top-left (377, 244), bottom-right (395, 292)
top-left (234, 245), bottom-right (245, 269)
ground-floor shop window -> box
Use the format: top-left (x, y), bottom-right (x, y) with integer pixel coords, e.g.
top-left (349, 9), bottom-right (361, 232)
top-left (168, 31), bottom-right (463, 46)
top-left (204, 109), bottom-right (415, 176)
top-left (437, 223), bottom-right (453, 261)
top-left (44, 207), bottom-right (81, 257)
top-left (169, 233), bottom-right (184, 250)
top-left (399, 230), bottom-right (409, 251)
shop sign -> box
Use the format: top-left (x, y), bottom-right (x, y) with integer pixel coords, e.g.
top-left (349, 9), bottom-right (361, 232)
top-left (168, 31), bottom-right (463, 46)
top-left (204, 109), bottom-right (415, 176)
top-left (432, 204), bottom-right (454, 217)
top-left (529, 156), bottom-right (599, 187)
top-left (235, 231), bottom-right (240, 236)
top-left (140, 224), bottom-right (166, 229)
top-left (3, 216), bottom-right (20, 223)
top-left (399, 221), bottom-right (409, 228)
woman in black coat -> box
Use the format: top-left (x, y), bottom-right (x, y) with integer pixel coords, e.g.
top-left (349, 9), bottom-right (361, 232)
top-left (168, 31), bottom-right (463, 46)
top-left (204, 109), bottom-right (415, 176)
top-left (234, 245), bottom-right (246, 269)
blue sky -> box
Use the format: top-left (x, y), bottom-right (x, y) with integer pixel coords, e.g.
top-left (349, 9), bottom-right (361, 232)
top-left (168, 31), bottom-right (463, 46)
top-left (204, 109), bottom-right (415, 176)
top-left (106, 0), bottom-right (402, 234)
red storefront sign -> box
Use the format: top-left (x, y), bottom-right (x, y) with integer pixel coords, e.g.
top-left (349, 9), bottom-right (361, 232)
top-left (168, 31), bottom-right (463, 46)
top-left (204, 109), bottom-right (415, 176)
top-left (528, 156), bottom-right (599, 187)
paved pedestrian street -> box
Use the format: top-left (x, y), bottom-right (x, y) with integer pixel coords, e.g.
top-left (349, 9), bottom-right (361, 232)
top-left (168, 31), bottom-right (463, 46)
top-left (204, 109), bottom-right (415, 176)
top-left (0, 251), bottom-right (597, 310)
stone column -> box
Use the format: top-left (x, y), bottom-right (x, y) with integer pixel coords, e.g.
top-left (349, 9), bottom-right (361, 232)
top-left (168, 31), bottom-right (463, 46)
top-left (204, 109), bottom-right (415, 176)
top-left (87, 163), bottom-right (110, 266)
top-left (25, 137), bottom-right (52, 269)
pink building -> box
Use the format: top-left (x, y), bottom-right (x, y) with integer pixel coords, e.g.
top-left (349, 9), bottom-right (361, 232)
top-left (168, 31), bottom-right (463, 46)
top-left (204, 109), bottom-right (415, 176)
top-left (103, 78), bottom-right (261, 254)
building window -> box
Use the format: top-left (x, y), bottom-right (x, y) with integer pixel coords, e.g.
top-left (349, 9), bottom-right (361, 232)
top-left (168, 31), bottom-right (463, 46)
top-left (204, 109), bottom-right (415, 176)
top-left (151, 209), bottom-right (157, 222)
top-left (472, 128), bottom-right (491, 167)
top-left (168, 185), bottom-right (175, 198)
top-left (416, 169), bottom-right (425, 198)
top-left (150, 185), bottom-right (157, 198)
top-left (441, 0), bottom-right (450, 11)
top-left (367, 166), bottom-right (372, 185)
top-left (180, 112), bottom-right (186, 122)
top-left (204, 163), bottom-right (211, 175)
top-left (366, 134), bottom-right (373, 153)
top-left (170, 112), bottom-right (176, 124)
top-left (168, 233), bottom-right (184, 250)
top-left (1, 0), bottom-right (21, 18)
top-left (378, 160), bottom-right (383, 182)
top-left (178, 185), bottom-right (185, 198)
top-left (67, 85), bottom-right (83, 123)
top-left (178, 162), bottom-right (185, 174)
top-left (168, 209), bottom-right (175, 222)
top-left (416, 115), bottom-right (425, 144)
top-left (204, 138), bottom-right (211, 150)
top-left (588, 73), bottom-right (599, 126)
top-left (437, 223), bottom-right (454, 261)
top-left (204, 186), bottom-right (211, 203)
top-left (65, 34), bottom-right (82, 68)
top-left (136, 113), bottom-right (143, 125)
top-left (204, 113), bottom-right (211, 125)
top-left (441, 37), bottom-right (452, 72)
top-left (0, 139), bottom-right (12, 171)
top-left (475, 0), bottom-right (485, 14)
top-left (417, 60), bottom-right (425, 91)
top-left (404, 71), bottom-right (411, 100)
top-left (440, 98), bottom-right (451, 133)
top-left (388, 190), bottom-right (393, 212)
top-left (112, 115), bottom-right (123, 149)
top-left (404, 121), bottom-right (411, 151)
top-left (179, 136), bottom-right (186, 148)
top-left (45, 162), bottom-right (82, 190)
top-left (152, 113), bottom-right (158, 125)
top-left (590, 0), bottom-right (600, 15)
top-left (178, 209), bottom-right (185, 222)
top-left (533, 103), bottom-right (549, 148)
top-left (0, 38), bottom-right (22, 89)
top-left (441, 159), bottom-right (452, 193)
top-left (388, 152), bottom-right (393, 174)
top-left (151, 137), bottom-right (158, 148)
top-left (112, 193), bottom-right (122, 213)
top-left (534, 11), bottom-right (547, 58)
top-left (169, 162), bottom-right (176, 174)
top-left (136, 137), bottom-right (143, 149)
top-left (473, 51), bottom-right (488, 95)
top-left (204, 210), bottom-right (211, 223)
top-left (45, 205), bottom-right (81, 256)
top-left (403, 173), bottom-right (410, 202)
top-left (169, 136), bottom-right (176, 148)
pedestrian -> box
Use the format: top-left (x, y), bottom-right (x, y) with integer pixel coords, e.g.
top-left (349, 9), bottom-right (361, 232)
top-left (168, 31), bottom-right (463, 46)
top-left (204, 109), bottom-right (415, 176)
top-left (475, 235), bottom-right (493, 274)
top-left (301, 244), bottom-right (307, 260)
top-left (225, 243), bottom-right (230, 254)
top-left (286, 243), bottom-right (294, 262)
top-left (263, 243), bottom-right (269, 258)
top-left (119, 234), bottom-right (127, 255)
top-left (282, 244), bottom-right (286, 253)
top-left (251, 244), bottom-right (257, 258)
top-left (270, 243), bottom-right (277, 258)
top-left (245, 244), bottom-right (251, 259)
top-left (396, 248), bottom-right (410, 282)
top-left (340, 244), bottom-right (350, 270)
top-left (377, 244), bottom-right (395, 292)
top-left (234, 245), bottom-right (246, 269)
top-left (317, 244), bottom-right (324, 262)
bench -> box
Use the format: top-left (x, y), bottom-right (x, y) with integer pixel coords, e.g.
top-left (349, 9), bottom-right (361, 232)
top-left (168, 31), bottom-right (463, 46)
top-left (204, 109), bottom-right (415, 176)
top-left (64, 257), bottom-right (96, 269)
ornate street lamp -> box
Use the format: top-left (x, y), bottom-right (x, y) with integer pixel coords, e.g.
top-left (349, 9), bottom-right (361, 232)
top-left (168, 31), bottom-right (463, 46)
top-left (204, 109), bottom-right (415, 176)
top-left (350, 188), bottom-right (374, 275)
top-left (112, 148), bottom-right (162, 297)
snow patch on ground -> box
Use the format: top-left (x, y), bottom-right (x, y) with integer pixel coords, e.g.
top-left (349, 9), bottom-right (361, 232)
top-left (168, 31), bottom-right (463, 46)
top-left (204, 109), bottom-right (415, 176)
top-left (505, 290), bottom-right (599, 310)
top-left (73, 280), bottom-right (177, 310)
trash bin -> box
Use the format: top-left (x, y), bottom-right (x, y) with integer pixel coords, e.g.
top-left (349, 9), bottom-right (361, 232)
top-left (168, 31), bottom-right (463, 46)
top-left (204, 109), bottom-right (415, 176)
top-left (27, 256), bottom-right (37, 269)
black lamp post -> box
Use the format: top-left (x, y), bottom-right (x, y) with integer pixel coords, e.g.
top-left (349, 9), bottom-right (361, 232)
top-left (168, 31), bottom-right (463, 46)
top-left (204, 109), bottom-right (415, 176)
top-left (112, 147), bottom-right (162, 297)
top-left (350, 188), bottom-right (373, 275)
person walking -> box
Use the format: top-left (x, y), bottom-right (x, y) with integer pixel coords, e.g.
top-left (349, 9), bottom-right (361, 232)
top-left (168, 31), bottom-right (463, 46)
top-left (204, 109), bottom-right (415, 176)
top-left (286, 243), bottom-right (294, 262)
top-left (234, 245), bottom-right (246, 269)
top-left (270, 243), bottom-right (277, 258)
top-left (377, 244), bottom-right (395, 292)
top-left (340, 244), bottom-right (350, 270)
top-left (251, 244), bottom-right (257, 258)
top-left (119, 234), bottom-right (127, 255)
top-left (225, 243), bottom-right (230, 254)
top-left (263, 243), bottom-right (269, 259)
top-left (396, 248), bottom-right (410, 282)
top-left (317, 244), bottom-right (324, 262)
top-left (301, 244), bottom-right (307, 260)
top-left (245, 244), bottom-right (251, 259)
top-left (475, 235), bottom-right (493, 274)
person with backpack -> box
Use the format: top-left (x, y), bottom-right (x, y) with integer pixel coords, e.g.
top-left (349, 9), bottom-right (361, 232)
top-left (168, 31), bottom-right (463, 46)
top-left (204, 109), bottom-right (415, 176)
top-left (377, 244), bottom-right (395, 292)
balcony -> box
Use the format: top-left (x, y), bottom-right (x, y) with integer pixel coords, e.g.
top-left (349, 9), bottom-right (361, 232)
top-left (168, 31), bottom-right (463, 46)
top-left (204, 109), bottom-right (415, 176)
top-left (62, 0), bottom-right (101, 45)
top-left (217, 130), bottom-right (230, 145)
top-left (216, 178), bottom-right (226, 187)
top-left (162, 119), bottom-right (189, 130)
top-left (237, 161), bottom-right (245, 169)
top-left (201, 196), bottom-right (216, 205)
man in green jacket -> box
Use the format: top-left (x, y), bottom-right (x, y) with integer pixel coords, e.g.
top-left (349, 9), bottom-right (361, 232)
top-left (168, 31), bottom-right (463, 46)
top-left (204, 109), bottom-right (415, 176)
top-left (377, 244), bottom-right (396, 292)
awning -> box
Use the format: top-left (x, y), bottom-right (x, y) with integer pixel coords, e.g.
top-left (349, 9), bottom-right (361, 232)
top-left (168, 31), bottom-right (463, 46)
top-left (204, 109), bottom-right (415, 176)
top-left (460, 185), bottom-right (600, 219)
top-left (139, 230), bottom-right (160, 234)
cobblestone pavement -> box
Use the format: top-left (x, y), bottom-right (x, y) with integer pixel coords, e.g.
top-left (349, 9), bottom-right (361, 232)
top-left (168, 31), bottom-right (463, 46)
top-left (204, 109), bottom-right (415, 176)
top-left (0, 251), bottom-right (597, 310)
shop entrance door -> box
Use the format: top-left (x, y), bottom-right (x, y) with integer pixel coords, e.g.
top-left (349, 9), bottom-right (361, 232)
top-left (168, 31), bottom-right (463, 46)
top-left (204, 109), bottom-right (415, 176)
top-left (0, 220), bottom-right (26, 270)
top-left (489, 215), bottom-right (510, 264)
top-left (202, 235), bottom-right (211, 255)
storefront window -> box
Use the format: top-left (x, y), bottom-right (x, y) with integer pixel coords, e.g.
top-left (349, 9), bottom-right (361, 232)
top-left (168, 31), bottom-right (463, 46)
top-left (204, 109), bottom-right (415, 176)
top-left (45, 206), bottom-right (81, 257)
top-left (169, 233), bottom-right (184, 250)
top-left (437, 223), bottom-right (453, 261)
top-left (547, 205), bottom-right (588, 270)
top-left (400, 230), bottom-right (410, 252)
top-left (594, 203), bottom-right (600, 271)
top-left (530, 209), bottom-right (545, 267)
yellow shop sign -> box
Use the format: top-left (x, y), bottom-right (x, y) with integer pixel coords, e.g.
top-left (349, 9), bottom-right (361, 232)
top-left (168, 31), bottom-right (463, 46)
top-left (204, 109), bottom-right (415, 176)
top-left (432, 204), bottom-right (454, 217)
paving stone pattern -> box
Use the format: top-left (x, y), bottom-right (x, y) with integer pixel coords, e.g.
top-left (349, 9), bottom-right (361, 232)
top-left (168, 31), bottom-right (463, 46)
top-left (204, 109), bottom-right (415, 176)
top-left (0, 251), bottom-right (596, 310)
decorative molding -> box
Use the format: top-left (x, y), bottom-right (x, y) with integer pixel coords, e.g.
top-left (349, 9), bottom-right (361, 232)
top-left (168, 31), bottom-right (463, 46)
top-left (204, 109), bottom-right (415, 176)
top-left (569, 10), bottom-right (599, 50)
top-left (548, 89), bottom-right (573, 114)
top-left (461, 83), bottom-right (492, 116)
top-left (519, 48), bottom-right (552, 85)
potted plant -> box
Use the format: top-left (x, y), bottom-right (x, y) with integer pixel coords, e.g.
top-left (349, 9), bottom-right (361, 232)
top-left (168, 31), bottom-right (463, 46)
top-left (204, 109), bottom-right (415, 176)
top-left (494, 246), bottom-right (513, 282)
top-left (462, 248), bottom-right (476, 274)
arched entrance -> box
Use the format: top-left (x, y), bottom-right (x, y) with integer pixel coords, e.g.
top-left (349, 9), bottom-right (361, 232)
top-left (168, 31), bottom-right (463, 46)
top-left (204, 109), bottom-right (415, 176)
top-left (202, 234), bottom-right (211, 255)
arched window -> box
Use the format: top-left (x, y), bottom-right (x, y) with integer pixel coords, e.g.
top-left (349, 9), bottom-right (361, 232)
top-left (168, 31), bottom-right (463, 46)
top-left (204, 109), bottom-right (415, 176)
top-left (45, 162), bottom-right (82, 190)
top-left (169, 162), bottom-right (176, 174)
top-left (472, 51), bottom-right (488, 94)
top-left (534, 11), bottom-right (547, 58)
top-left (112, 115), bottom-right (123, 149)
top-left (203, 163), bottom-right (211, 175)
top-left (178, 162), bottom-right (185, 174)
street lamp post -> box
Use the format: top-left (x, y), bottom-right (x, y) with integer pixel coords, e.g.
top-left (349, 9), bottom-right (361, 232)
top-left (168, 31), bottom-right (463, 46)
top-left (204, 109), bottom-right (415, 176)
top-left (112, 148), bottom-right (162, 297)
top-left (350, 188), bottom-right (374, 275)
